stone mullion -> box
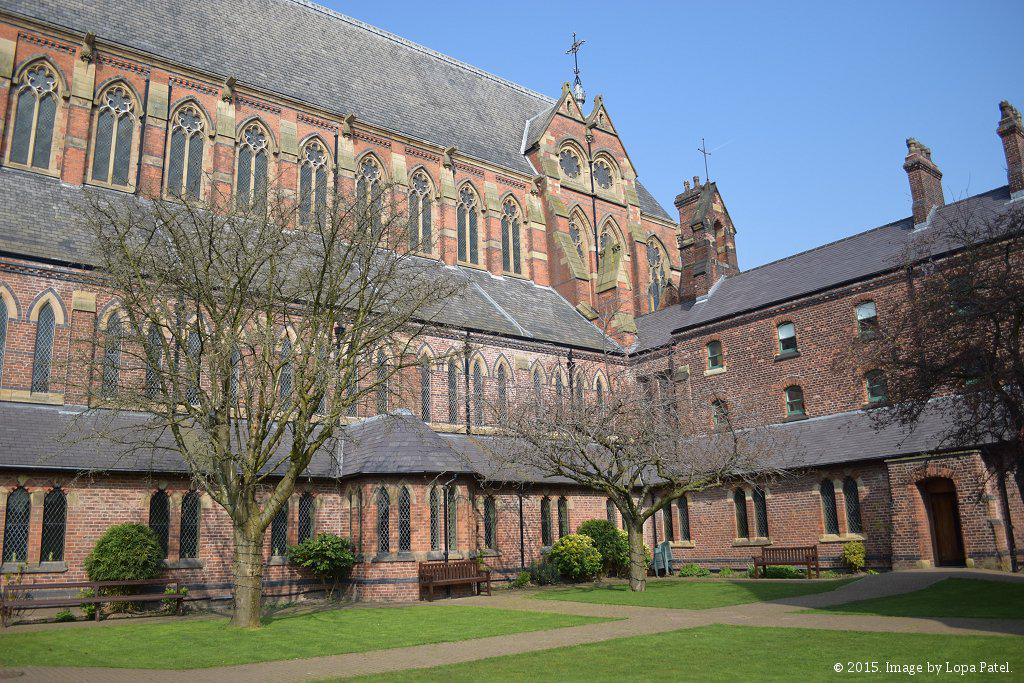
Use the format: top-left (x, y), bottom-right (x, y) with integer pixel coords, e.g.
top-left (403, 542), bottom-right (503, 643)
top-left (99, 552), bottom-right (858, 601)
top-left (167, 491), bottom-right (182, 561)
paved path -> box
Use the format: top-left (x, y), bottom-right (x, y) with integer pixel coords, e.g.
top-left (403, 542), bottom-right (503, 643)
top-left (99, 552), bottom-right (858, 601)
top-left (4, 569), bottom-right (1023, 682)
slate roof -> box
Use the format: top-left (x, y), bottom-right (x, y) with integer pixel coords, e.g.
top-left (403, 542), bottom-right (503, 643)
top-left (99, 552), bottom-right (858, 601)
top-left (633, 185), bottom-right (1014, 352)
top-left (1, 0), bottom-right (672, 220)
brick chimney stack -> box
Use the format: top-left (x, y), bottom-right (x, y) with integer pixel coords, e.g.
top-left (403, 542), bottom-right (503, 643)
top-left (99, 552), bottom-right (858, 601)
top-left (903, 138), bottom-right (944, 226)
top-left (998, 100), bottom-right (1024, 198)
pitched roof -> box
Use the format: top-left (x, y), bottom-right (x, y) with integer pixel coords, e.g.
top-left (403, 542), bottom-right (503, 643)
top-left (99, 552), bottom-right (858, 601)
top-left (4, 0), bottom-right (672, 220)
top-left (634, 185), bottom-right (1014, 352)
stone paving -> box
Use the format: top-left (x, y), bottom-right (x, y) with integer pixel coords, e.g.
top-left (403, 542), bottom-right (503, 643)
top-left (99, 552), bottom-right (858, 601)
top-left (3, 569), bottom-right (1022, 682)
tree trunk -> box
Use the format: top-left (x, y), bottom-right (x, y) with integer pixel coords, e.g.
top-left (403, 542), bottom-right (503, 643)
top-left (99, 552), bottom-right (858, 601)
top-left (230, 526), bottom-right (264, 628)
top-left (626, 522), bottom-right (647, 592)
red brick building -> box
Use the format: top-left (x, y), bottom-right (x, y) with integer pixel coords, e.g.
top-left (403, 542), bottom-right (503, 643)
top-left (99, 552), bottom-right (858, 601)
top-left (0, 0), bottom-right (1022, 601)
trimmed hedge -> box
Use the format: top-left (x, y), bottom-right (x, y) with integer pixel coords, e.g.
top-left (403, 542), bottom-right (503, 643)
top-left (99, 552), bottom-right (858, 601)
top-left (548, 534), bottom-right (603, 582)
top-left (83, 524), bottom-right (164, 582)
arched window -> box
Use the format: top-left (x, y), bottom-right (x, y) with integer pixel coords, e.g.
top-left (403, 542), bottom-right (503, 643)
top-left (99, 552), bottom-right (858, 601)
top-left (236, 122), bottom-right (269, 211)
top-left (231, 346), bottom-right (242, 407)
top-left (777, 322), bottom-right (798, 355)
top-left (376, 487), bottom-right (390, 554)
top-left (557, 496), bottom-right (569, 538)
top-left (707, 340), bottom-right (724, 370)
top-left (40, 486), bottom-right (66, 562)
top-left (471, 360), bottom-right (484, 426)
top-left (540, 497), bottom-right (552, 546)
top-left (843, 477), bottom-right (863, 534)
top-left (865, 370), bottom-right (888, 404)
top-left (185, 328), bottom-right (202, 404)
top-left (429, 487), bottom-right (441, 551)
top-left (2, 487), bottom-right (30, 563)
top-left (9, 63), bottom-right (59, 170)
top-left (593, 158), bottom-right (614, 190)
top-left (606, 498), bottom-right (616, 526)
top-left (31, 302), bottom-right (56, 393)
top-left (856, 301), bottom-right (878, 337)
top-left (483, 495), bottom-right (497, 549)
top-left (299, 139), bottom-right (330, 226)
top-left (356, 156), bottom-right (382, 231)
top-left (662, 501), bottom-right (675, 540)
top-left (677, 494), bottom-right (691, 542)
top-left (166, 104), bottom-right (205, 199)
top-left (420, 356), bottom-right (432, 422)
top-left (90, 84), bottom-right (137, 188)
top-left (820, 480), bottom-right (839, 535)
top-left (144, 324), bottom-right (163, 400)
top-left (149, 490), bottom-right (170, 558)
top-left (501, 199), bottom-right (523, 274)
top-left (408, 170), bottom-right (432, 251)
top-left (180, 490), bottom-right (201, 559)
top-left (784, 385), bottom-right (805, 417)
top-left (375, 350), bottom-right (388, 415)
top-left (711, 399), bottom-right (729, 427)
top-left (558, 146), bottom-right (582, 179)
top-left (733, 488), bottom-right (748, 539)
top-left (445, 486), bottom-right (457, 548)
top-left (568, 213), bottom-right (588, 263)
top-left (457, 186), bottom-right (479, 265)
top-left (599, 223), bottom-right (618, 256)
top-left (0, 298), bottom-right (7, 381)
top-left (298, 492), bottom-right (315, 544)
top-left (398, 487), bottom-right (412, 552)
top-left (270, 499), bottom-right (288, 556)
top-left (595, 376), bottom-right (605, 407)
top-left (647, 239), bottom-right (668, 311)
top-left (279, 335), bottom-right (293, 408)
top-left (447, 359), bottom-right (460, 423)
top-left (101, 312), bottom-right (122, 398)
top-left (752, 487), bottom-right (769, 538)
top-left (496, 364), bottom-right (508, 423)
top-left (554, 372), bottom-right (564, 413)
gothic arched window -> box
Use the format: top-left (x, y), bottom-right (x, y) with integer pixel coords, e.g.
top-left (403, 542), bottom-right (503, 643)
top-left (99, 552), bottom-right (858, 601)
top-left (40, 486), bottom-right (66, 562)
top-left (496, 364), bottom-right (508, 423)
top-left (568, 214), bottom-right (588, 263)
top-left (752, 487), bottom-right (769, 538)
top-left (540, 497), bottom-right (552, 546)
top-left (149, 490), bottom-right (170, 558)
top-left (733, 488), bottom-right (748, 539)
top-left (144, 324), bottom-right (163, 400)
top-left (483, 496), bottom-right (497, 549)
top-left (90, 84), bottom-right (137, 189)
top-left (398, 487), bottom-right (412, 552)
top-left (647, 239), bottom-right (668, 311)
top-left (559, 147), bottom-right (581, 179)
top-left (236, 122), bottom-right (269, 211)
top-left (447, 359), bottom-right (460, 423)
top-left (471, 360), bottom-right (484, 426)
top-left (595, 376), bottom-right (605, 407)
top-left (298, 492), bottom-right (315, 544)
top-left (9, 63), bottom-right (59, 170)
top-left (166, 104), bottom-right (205, 199)
top-left (784, 385), bottom-right (805, 417)
top-left (557, 496), bottom-right (569, 538)
top-left (429, 487), bottom-right (441, 550)
top-left (101, 312), bottom-right (123, 398)
top-left (31, 302), bottom-right (56, 393)
top-left (820, 480), bottom-right (839, 535)
top-left (843, 477), bottom-right (863, 534)
top-left (501, 199), bottom-right (523, 274)
top-left (299, 139), bottom-right (330, 225)
top-left (554, 372), bottom-right (564, 413)
top-left (180, 490), bottom-right (201, 559)
top-left (420, 356), bottom-right (432, 422)
top-left (356, 156), bottom-right (382, 231)
top-left (270, 499), bottom-right (288, 556)
top-left (2, 487), bottom-right (30, 563)
top-left (376, 487), bottom-right (390, 554)
top-left (408, 171), bottom-right (432, 251)
top-left (374, 350), bottom-right (388, 415)
top-left (457, 186), bottom-right (479, 265)
top-left (0, 298), bottom-right (9, 382)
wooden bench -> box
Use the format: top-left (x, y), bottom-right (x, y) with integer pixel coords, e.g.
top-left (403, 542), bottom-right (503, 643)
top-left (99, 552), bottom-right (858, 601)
top-left (1, 578), bottom-right (183, 627)
top-left (418, 560), bottom-right (491, 601)
top-left (751, 546), bottom-right (820, 579)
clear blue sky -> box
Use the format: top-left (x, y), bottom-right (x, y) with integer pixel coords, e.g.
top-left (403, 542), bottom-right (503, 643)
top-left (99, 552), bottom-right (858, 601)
top-left (327, 0), bottom-right (1022, 269)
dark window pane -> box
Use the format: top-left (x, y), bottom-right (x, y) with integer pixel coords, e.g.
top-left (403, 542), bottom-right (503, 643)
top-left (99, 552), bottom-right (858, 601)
top-left (236, 146), bottom-right (252, 207)
top-left (557, 497), bottom-right (569, 538)
top-left (398, 488), bottom-right (411, 552)
top-left (298, 493), bottom-right (315, 544)
top-left (149, 491), bottom-right (170, 558)
top-left (186, 133), bottom-right (204, 198)
top-left (167, 128), bottom-right (186, 195)
top-left (734, 489), bottom-right (749, 539)
top-left (0, 300), bottom-right (7, 379)
top-left (662, 502), bottom-right (674, 540)
top-left (820, 480), bottom-right (839, 535)
top-left (447, 360), bottom-right (459, 423)
top-left (420, 358), bottom-right (431, 422)
top-left (270, 499), bottom-right (288, 556)
top-left (10, 89), bottom-right (35, 165)
top-left (843, 477), bottom-right (863, 534)
top-left (111, 114), bottom-right (134, 186)
top-left (484, 496), bottom-right (496, 549)
top-left (40, 487), bottom-right (66, 562)
top-left (2, 488), bottom-right (30, 563)
top-left (753, 487), bottom-right (769, 537)
top-left (376, 488), bottom-right (390, 554)
top-left (92, 108), bottom-right (113, 181)
top-left (32, 94), bottom-right (56, 170)
top-left (31, 303), bottom-right (55, 393)
top-left (678, 496), bottom-right (691, 542)
top-left (179, 491), bottom-right (201, 559)
top-left (540, 497), bottom-right (552, 546)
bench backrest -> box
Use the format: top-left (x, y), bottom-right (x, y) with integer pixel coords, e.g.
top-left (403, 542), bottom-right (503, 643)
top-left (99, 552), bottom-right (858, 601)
top-left (419, 560), bottom-right (480, 581)
top-left (761, 546), bottom-right (818, 563)
top-left (1, 578), bottom-right (177, 601)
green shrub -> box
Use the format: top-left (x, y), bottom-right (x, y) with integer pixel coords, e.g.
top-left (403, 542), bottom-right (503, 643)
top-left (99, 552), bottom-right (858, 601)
top-left (748, 565), bottom-right (808, 579)
top-left (54, 609), bottom-right (75, 623)
top-left (677, 562), bottom-right (711, 578)
top-left (79, 589), bottom-right (97, 620)
top-left (162, 586), bottom-right (188, 612)
top-left (511, 571), bottom-right (531, 589)
top-left (577, 519), bottom-right (628, 576)
top-left (717, 567), bottom-right (735, 578)
top-left (83, 524), bottom-right (163, 582)
top-left (842, 541), bottom-right (867, 573)
top-left (288, 534), bottom-right (356, 597)
top-left (527, 560), bottom-right (561, 586)
top-left (548, 534), bottom-right (602, 582)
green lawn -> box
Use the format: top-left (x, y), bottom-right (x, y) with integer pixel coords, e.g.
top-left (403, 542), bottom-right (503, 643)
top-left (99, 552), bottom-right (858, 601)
top-left (0, 605), bottom-right (605, 669)
top-left (353, 624), bottom-right (1024, 682)
top-left (807, 578), bottom-right (1024, 619)
top-left (533, 578), bottom-right (855, 610)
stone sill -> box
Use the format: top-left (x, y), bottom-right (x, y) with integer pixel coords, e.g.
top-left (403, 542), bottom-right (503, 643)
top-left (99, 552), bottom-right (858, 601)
top-left (473, 549), bottom-right (500, 558)
top-left (783, 414), bottom-right (809, 423)
top-left (704, 367), bottom-right (726, 377)
top-left (425, 550), bottom-right (468, 561)
top-left (1, 561), bottom-right (68, 574)
top-left (774, 350), bottom-right (801, 362)
top-left (732, 538), bottom-right (772, 548)
top-left (268, 555), bottom-right (289, 566)
top-left (0, 390), bottom-right (64, 405)
top-left (669, 540), bottom-right (694, 549)
top-left (163, 558), bottom-right (204, 569)
top-left (371, 553), bottom-right (418, 563)
top-left (818, 534), bottom-right (866, 544)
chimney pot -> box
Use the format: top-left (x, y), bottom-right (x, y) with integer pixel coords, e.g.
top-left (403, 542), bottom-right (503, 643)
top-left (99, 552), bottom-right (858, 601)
top-left (692, 175), bottom-right (701, 187)
top-left (903, 138), bottom-right (944, 225)
top-left (998, 100), bottom-right (1024, 197)
top-left (683, 179), bottom-right (691, 191)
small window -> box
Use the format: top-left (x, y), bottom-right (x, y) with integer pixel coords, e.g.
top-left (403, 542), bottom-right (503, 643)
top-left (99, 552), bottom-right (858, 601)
top-left (784, 385), bottom-right (805, 417)
top-left (31, 302), bottom-right (56, 393)
top-left (376, 487), bottom-right (390, 555)
top-left (677, 495), bottom-right (691, 542)
top-left (149, 490), bottom-right (170, 558)
top-left (557, 497), bottom-right (569, 538)
top-left (447, 359), bottom-right (460, 423)
top-left (429, 487), bottom-right (441, 551)
top-left (733, 489), bottom-right (749, 539)
top-left (298, 492), bottom-right (315, 544)
top-left (420, 357), bottom-right (432, 422)
top-left (856, 301), bottom-right (877, 336)
top-left (483, 496), bottom-right (497, 550)
top-left (865, 370), bottom-right (888, 404)
top-left (711, 399), bottom-right (729, 427)
top-left (843, 477), bottom-right (863, 534)
top-left (707, 340), bottom-right (724, 370)
top-left (820, 480), bottom-right (839, 535)
top-left (2, 487), bottom-right (30, 563)
top-left (179, 490), bottom-right (201, 559)
top-left (558, 148), bottom-right (581, 179)
top-left (540, 497), bottom-right (553, 546)
top-left (398, 487), bottom-right (411, 552)
top-left (752, 487), bottom-right (769, 538)
top-left (662, 502), bottom-right (675, 540)
top-left (777, 322), bottom-right (797, 354)
top-left (40, 486), bottom-right (66, 562)
top-left (496, 364), bottom-right (508, 423)
top-left (270, 499), bottom-right (289, 557)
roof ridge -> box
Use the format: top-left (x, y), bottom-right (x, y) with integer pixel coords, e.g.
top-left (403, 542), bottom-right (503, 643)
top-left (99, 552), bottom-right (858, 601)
top-left (284, 0), bottom-right (555, 105)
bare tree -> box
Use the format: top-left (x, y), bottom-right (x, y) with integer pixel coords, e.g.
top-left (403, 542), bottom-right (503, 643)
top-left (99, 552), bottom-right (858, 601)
top-left (72, 178), bottom-right (461, 627)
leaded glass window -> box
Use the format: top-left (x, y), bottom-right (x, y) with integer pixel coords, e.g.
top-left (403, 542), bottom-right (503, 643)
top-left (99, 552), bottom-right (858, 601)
top-left (647, 240), bottom-right (668, 310)
top-left (596, 377), bottom-right (604, 407)
top-left (496, 364), bottom-right (508, 423)
top-left (785, 385), bottom-right (805, 417)
top-left (9, 63), bottom-right (58, 170)
top-left (356, 157), bottom-right (382, 232)
top-left (279, 335), bottom-right (293, 409)
top-left (31, 302), bottom-right (55, 393)
top-left (2, 487), bottom-right (30, 563)
top-left (540, 497), bottom-right (552, 546)
top-left (236, 122), bottom-right (269, 211)
top-left (408, 171), bottom-right (432, 251)
top-left (606, 499), bottom-right (616, 526)
top-left (91, 85), bottom-right (136, 187)
top-left (270, 499), bottom-right (288, 556)
top-left (734, 489), bottom-right (748, 539)
top-left (420, 357), bottom-right (431, 422)
top-left (472, 362), bottom-right (483, 426)
top-left (457, 186), bottom-right (479, 264)
top-left (0, 299), bottom-right (8, 381)
top-left (167, 105), bottom-right (205, 199)
top-left (179, 490), bottom-right (200, 559)
top-left (298, 492), bottom-right (315, 544)
top-left (144, 325), bottom-right (163, 400)
top-left (185, 329), bottom-right (202, 404)
top-left (711, 399), bottom-right (729, 427)
top-left (593, 159), bottom-right (613, 189)
top-left (865, 370), bottom-right (888, 404)
top-left (662, 501), bottom-right (675, 540)
top-left (101, 312), bottom-right (122, 398)
top-left (430, 487), bottom-right (441, 551)
top-left (677, 495), bottom-right (691, 542)
top-left (559, 148), bottom-right (581, 178)
top-left (398, 487), bottom-right (411, 552)
top-left (843, 477), bottom-right (863, 534)
top-left (376, 487), bottom-right (390, 554)
top-left (446, 486), bottom-right (457, 548)
top-left (501, 200), bottom-right (522, 274)
top-left (777, 322), bottom-right (798, 354)
top-left (299, 139), bottom-right (329, 225)
top-left (752, 487), bottom-right (769, 538)
top-left (375, 350), bottom-right (388, 415)
top-left (230, 346), bottom-right (241, 406)
top-left (149, 490), bottom-right (170, 558)
top-left (820, 480), bottom-right (839, 535)
top-left (557, 496), bottom-right (569, 538)
top-left (447, 359), bottom-right (460, 423)
top-left (707, 340), bottom-right (724, 370)
top-left (40, 486), bottom-right (66, 562)
top-left (483, 496), bottom-right (496, 549)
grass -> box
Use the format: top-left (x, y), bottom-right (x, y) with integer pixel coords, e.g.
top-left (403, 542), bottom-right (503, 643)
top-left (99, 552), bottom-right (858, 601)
top-left (352, 624), bottom-right (1024, 682)
top-left (806, 578), bottom-right (1024, 619)
top-left (533, 577), bottom-right (856, 610)
top-left (0, 604), bottom-right (606, 669)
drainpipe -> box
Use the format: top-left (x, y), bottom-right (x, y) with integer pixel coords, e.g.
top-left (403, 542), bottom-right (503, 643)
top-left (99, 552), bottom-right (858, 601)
top-left (518, 487), bottom-right (526, 571)
top-left (586, 128), bottom-right (599, 274)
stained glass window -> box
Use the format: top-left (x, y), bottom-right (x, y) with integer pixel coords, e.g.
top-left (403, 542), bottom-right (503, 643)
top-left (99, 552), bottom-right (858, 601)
top-left (9, 63), bottom-right (59, 170)
top-left (647, 240), bottom-right (667, 310)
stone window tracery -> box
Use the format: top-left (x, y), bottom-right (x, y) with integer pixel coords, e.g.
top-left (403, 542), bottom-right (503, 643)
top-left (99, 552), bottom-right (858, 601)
top-left (501, 199), bottom-right (522, 274)
top-left (559, 148), bottom-right (581, 179)
top-left (299, 139), bottom-right (330, 225)
top-left (408, 171), bottom-right (432, 251)
top-left (457, 186), bottom-right (480, 265)
top-left (357, 156), bottom-right (383, 231)
top-left (9, 63), bottom-right (59, 170)
top-left (237, 123), bottom-right (269, 211)
top-left (91, 85), bottom-right (137, 188)
top-left (167, 105), bottom-right (205, 199)
top-left (647, 239), bottom-right (668, 310)
top-left (593, 159), bottom-right (613, 190)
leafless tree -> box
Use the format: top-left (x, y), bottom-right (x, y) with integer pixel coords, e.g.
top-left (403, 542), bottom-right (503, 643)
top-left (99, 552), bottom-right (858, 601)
top-left (71, 178), bottom-right (461, 627)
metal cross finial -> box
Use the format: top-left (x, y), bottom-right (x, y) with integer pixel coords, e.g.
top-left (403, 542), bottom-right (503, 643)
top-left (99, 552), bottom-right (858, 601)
top-left (697, 137), bottom-right (711, 183)
top-left (566, 32), bottom-right (586, 107)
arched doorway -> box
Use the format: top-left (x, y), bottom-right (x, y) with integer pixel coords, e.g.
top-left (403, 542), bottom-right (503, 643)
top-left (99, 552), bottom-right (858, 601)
top-left (919, 478), bottom-right (965, 566)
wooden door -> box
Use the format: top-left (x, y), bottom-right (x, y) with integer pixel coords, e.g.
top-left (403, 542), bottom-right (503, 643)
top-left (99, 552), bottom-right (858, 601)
top-left (928, 491), bottom-right (965, 566)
